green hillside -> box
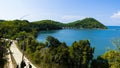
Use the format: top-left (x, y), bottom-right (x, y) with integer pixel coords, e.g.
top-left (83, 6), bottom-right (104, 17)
top-left (65, 18), bottom-right (107, 29)
top-left (31, 20), bottom-right (63, 30)
top-left (31, 18), bottom-right (107, 30)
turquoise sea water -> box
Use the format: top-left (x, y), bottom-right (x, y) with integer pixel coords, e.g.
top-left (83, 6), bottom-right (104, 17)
top-left (37, 26), bottom-right (120, 57)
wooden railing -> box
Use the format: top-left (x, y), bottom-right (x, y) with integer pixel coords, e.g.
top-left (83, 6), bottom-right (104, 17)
top-left (9, 50), bottom-right (17, 68)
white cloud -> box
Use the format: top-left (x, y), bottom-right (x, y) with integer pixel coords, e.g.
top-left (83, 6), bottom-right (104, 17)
top-left (111, 11), bottom-right (120, 19)
top-left (110, 11), bottom-right (120, 25)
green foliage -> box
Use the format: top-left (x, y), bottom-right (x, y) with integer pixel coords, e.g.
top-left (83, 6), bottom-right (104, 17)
top-left (0, 18), bottom-right (107, 38)
top-left (0, 39), bottom-right (8, 68)
top-left (0, 20), bottom-right (5, 23)
top-left (101, 50), bottom-right (120, 68)
top-left (31, 18), bottom-right (107, 30)
top-left (31, 20), bottom-right (63, 30)
top-left (0, 18), bottom-right (107, 68)
top-left (69, 40), bottom-right (94, 68)
top-left (46, 36), bottom-right (61, 48)
top-left (65, 18), bottom-right (107, 29)
top-left (17, 34), bottom-right (94, 68)
top-left (0, 20), bottom-right (34, 38)
top-left (100, 38), bottom-right (120, 68)
top-left (91, 57), bottom-right (109, 68)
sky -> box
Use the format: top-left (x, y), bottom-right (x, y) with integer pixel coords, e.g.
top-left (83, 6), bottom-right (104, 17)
top-left (0, 0), bottom-right (120, 26)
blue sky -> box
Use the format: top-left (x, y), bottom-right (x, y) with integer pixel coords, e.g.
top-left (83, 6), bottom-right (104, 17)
top-left (0, 0), bottom-right (120, 26)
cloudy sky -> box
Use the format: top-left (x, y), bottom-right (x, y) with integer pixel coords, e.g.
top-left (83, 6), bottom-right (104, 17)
top-left (0, 0), bottom-right (120, 26)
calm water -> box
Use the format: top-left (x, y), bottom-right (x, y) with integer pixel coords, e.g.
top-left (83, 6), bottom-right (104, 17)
top-left (37, 26), bottom-right (120, 57)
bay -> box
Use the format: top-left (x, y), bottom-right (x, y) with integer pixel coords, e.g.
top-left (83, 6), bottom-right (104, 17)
top-left (37, 26), bottom-right (120, 57)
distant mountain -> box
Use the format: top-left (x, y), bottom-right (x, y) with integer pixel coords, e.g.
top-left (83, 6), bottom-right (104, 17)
top-left (65, 18), bottom-right (107, 29)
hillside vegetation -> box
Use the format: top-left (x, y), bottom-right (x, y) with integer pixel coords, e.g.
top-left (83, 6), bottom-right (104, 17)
top-left (65, 18), bottom-right (107, 29)
top-left (31, 18), bottom-right (107, 29)
top-left (0, 18), bottom-right (109, 68)
top-left (31, 20), bottom-right (63, 30)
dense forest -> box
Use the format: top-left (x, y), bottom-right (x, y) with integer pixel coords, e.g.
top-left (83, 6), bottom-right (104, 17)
top-left (0, 39), bottom-right (8, 68)
top-left (0, 18), bottom-right (119, 68)
top-left (65, 18), bottom-right (107, 29)
top-left (31, 18), bottom-right (107, 29)
top-left (31, 20), bottom-right (63, 31)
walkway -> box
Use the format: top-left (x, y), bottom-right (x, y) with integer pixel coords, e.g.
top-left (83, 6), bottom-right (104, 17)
top-left (10, 40), bottom-right (36, 68)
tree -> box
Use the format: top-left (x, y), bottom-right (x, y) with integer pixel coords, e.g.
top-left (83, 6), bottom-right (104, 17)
top-left (91, 56), bottom-right (109, 68)
top-left (69, 40), bottom-right (94, 68)
top-left (46, 36), bottom-right (61, 48)
top-left (101, 50), bottom-right (120, 68)
top-left (0, 39), bottom-right (7, 68)
top-left (100, 38), bottom-right (120, 68)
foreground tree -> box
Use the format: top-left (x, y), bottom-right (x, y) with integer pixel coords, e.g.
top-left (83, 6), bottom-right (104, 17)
top-left (91, 56), bottom-right (109, 68)
top-left (100, 38), bottom-right (120, 68)
top-left (0, 39), bottom-right (8, 68)
top-left (69, 40), bottom-right (94, 68)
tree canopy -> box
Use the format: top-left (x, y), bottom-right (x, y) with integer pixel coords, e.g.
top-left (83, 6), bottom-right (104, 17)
top-left (65, 18), bottom-right (107, 29)
top-left (0, 18), bottom-right (108, 68)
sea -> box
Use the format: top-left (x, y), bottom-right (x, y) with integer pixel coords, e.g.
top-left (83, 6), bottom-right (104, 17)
top-left (37, 26), bottom-right (120, 58)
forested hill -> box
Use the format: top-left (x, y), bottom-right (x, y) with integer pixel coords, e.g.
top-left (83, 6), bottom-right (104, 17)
top-left (31, 20), bottom-right (64, 30)
top-left (0, 17), bottom-right (107, 33)
top-left (31, 18), bottom-right (107, 29)
top-left (65, 18), bottom-right (107, 29)
top-left (0, 18), bottom-right (107, 39)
